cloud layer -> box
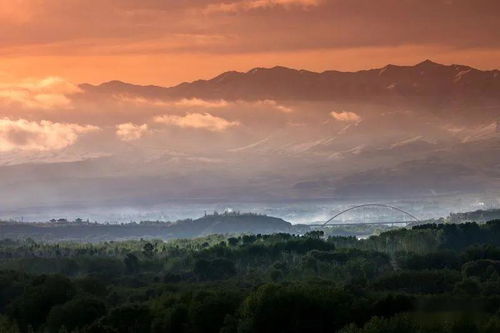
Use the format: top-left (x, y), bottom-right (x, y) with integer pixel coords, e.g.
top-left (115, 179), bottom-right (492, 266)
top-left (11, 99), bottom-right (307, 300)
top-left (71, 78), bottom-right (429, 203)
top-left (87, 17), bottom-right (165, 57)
top-left (205, 0), bottom-right (321, 13)
top-left (154, 113), bottom-right (240, 132)
top-left (330, 111), bottom-right (361, 122)
top-left (0, 1), bottom-right (498, 85)
top-left (0, 77), bottom-right (81, 109)
top-left (117, 95), bottom-right (292, 113)
top-left (0, 118), bottom-right (98, 152)
top-left (116, 123), bottom-right (149, 141)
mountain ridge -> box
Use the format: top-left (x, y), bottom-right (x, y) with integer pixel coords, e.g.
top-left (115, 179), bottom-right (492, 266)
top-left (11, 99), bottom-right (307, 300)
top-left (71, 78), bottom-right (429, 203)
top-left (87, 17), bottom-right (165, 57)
top-left (81, 60), bottom-right (499, 91)
top-left (79, 60), bottom-right (500, 117)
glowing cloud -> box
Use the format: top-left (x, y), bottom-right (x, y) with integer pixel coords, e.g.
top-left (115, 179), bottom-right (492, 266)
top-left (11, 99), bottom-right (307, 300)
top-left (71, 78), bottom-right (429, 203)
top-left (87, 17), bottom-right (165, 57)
top-left (0, 77), bottom-right (82, 109)
top-left (116, 96), bottom-right (228, 109)
top-left (115, 96), bottom-right (169, 107)
top-left (118, 95), bottom-right (291, 113)
top-left (206, 0), bottom-right (321, 13)
top-left (330, 111), bottom-right (361, 123)
top-left (154, 113), bottom-right (239, 132)
top-left (0, 118), bottom-right (99, 152)
top-left (116, 123), bottom-right (149, 141)
top-left (253, 100), bottom-right (293, 113)
top-left (174, 98), bottom-right (229, 108)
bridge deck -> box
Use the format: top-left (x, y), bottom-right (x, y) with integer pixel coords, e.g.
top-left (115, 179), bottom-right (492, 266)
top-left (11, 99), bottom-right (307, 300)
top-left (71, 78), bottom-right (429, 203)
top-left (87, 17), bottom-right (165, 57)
top-left (309, 221), bottom-right (411, 227)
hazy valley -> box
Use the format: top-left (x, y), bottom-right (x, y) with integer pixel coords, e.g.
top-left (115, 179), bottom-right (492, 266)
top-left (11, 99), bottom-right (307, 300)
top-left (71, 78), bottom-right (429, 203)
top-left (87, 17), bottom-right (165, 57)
top-left (1, 61), bottom-right (500, 221)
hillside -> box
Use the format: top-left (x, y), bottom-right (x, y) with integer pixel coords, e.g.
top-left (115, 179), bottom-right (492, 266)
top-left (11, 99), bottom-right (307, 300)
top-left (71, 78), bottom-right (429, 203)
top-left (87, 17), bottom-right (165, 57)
top-left (168, 213), bottom-right (292, 238)
top-left (448, 209), bottom-right (500, 224)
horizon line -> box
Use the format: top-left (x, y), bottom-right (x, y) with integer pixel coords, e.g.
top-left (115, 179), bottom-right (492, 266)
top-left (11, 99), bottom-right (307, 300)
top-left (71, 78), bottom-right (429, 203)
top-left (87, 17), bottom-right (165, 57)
top-left (81, 59), bottom-right (499, 90)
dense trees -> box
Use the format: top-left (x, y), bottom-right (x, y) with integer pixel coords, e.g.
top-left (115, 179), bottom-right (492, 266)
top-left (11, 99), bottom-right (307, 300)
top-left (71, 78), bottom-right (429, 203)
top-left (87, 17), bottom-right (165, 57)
top-left (340, 313), bottom-right (500, 333)
top-left (9, 275), bottom-right (76, 330)
top-left (193, 258), bottom-right (236, 281)
top-left (0, 221), bottom-right (500, 331)
top-left (46, 297), bottom-right (106, 331)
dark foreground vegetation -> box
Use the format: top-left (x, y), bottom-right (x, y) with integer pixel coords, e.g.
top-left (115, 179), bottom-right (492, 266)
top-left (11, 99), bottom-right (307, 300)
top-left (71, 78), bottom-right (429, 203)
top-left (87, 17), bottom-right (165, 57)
top-left (2, 221), bottom-right (500, 332)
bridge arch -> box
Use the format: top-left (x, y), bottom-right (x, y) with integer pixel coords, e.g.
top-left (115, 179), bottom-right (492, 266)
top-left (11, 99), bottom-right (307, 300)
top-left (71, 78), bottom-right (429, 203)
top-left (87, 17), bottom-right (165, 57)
top-left (322, 203), bottom-right (420, 226)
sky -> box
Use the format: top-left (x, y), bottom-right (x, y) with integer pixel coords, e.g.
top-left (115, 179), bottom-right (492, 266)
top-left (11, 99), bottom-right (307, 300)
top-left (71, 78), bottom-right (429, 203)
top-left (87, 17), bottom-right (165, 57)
top-left (0, 0), bottom-right (499, 86)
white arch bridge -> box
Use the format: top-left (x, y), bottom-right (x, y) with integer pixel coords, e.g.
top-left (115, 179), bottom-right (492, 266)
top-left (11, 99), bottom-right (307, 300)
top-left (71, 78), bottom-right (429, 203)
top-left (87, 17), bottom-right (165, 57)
top-left (309, 203), bottom-right (421, 227)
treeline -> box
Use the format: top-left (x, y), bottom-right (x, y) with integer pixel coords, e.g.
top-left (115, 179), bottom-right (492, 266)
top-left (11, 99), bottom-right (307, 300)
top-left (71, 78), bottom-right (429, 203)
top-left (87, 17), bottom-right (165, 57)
top-left (449, 209), bottom-right (500, 224)
top-left (1, 222), bottom-right (500, 332)
top-left (0, 214), bottom-right (291, 242)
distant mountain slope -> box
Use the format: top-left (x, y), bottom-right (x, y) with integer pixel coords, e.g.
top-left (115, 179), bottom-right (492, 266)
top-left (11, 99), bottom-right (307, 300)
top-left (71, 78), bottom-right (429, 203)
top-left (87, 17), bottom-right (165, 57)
top-left (80, 60), bottom-right (500, 115)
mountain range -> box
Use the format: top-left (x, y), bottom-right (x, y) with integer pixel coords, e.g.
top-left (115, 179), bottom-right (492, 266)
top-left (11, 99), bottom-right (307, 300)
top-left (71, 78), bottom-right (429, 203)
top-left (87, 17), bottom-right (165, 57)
top-left (2, 60), bottom-right (500, 221)
top-left (81, 60), bottom-right (500, 119)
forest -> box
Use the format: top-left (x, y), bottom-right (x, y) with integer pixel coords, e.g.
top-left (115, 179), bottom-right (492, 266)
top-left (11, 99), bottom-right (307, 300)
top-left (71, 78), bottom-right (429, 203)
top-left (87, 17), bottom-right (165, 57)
top-left (1, 221), bottom-right (500, 332)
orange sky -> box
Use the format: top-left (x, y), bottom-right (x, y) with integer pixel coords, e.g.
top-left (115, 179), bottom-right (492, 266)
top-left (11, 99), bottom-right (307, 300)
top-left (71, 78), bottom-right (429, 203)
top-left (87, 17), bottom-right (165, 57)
top-left (0, 0), bottom-right (499, 86)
